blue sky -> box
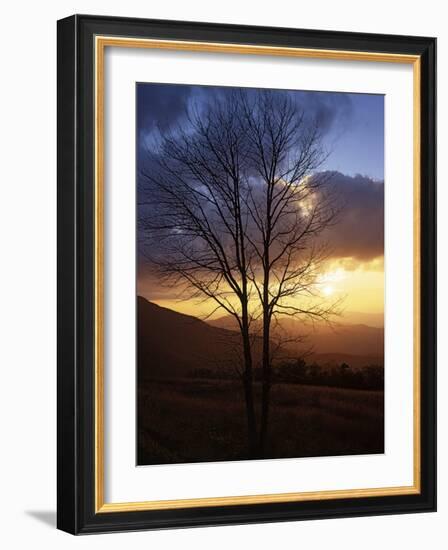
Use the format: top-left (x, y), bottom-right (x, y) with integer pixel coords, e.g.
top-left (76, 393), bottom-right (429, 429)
top-left (319, 93), bottom-right (384, 180)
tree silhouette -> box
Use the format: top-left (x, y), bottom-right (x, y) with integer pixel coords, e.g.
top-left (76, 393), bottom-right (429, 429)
top-left (139, 89), bottom-right (340, 457)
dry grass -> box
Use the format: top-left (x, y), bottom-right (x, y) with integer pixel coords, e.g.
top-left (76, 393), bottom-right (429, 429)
top-left (137, 378), bottom-right (384, 465)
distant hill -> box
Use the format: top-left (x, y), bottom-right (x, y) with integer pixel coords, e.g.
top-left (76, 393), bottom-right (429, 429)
top-left (341, 311), bottom-right (384, 328)
top-left (208, 314), bottom-right (384, 366)
top-left (137, 297), bottom-right (383, 381)
top-left (302, 323), bottom-right (383, 361)
top-left (209, 310), bottom-right (384, 330)
top-left (138, 297), bottom-right (245, 380)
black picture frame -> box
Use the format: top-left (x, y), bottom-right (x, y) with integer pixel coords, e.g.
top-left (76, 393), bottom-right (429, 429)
top-left (57, 14), bottom-right (436, 534)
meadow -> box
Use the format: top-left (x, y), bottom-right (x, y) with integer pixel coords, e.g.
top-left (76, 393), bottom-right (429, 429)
top-left (137, 378), bottom-right (384, 465)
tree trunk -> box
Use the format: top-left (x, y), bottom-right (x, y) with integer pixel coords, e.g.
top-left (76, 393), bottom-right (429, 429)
top-left (259, 307), bottom-right (271, 455)
top-left (242, 368), bottom-right (258, 457)
top-left (241, 300), bottom-right (258, 457)
top-left (259, 233), bottom-right (272, 455)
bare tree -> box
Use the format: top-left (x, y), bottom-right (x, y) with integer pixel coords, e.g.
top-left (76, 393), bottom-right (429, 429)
top-left (238, 92), bottom-right (340, 452)
top-left (139, 89), bottom-right (340, 457)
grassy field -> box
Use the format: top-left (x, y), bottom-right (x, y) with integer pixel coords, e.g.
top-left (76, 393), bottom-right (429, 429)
top-left (137, 378), bottom-right (384, 465)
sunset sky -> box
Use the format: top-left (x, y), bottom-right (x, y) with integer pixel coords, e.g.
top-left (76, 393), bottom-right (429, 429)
top-left (136, 84), bottom-right (384, 324)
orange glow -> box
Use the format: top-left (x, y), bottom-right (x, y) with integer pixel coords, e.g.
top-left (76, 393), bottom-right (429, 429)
top-left (141, 254), bottom-right (384, 325)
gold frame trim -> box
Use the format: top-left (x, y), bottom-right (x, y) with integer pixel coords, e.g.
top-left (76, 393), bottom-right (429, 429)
top-left (94, 36), bottom-right (421, 513)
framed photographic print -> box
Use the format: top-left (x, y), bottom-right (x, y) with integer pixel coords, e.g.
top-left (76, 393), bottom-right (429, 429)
top-left (57, 14), bottom-right (436, 534)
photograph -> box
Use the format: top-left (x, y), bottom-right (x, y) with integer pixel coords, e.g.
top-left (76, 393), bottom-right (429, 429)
top-left (136, 83), bottom-right (385, 466)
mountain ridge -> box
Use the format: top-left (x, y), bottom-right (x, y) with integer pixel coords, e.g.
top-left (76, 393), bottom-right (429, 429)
top-left (137, 297), bottom-right (383, 380)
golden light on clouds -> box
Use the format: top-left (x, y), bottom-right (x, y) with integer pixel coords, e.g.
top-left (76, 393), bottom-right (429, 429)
top-left (316, 257), bottom-right (384, 314)
top-left (144, 255), bottom-right (384, 323)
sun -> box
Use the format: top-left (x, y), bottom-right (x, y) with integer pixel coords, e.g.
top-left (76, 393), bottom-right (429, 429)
top-left (318, 267), bottom-right (347, 298)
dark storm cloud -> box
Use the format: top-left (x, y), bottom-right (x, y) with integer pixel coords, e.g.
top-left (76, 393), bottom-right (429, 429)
top-left (322, 172), bottom-right (384, 262)
top-left (137, 171), bottom-right (385, 302)
top-left (137, 83), bottom-right (193, 142)
top-left (136, 85), bottom-right (383, 268)
top-left (137, 83), bottom-right (354, 147)
top-left (291, 91), bottom-right (353, 135)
